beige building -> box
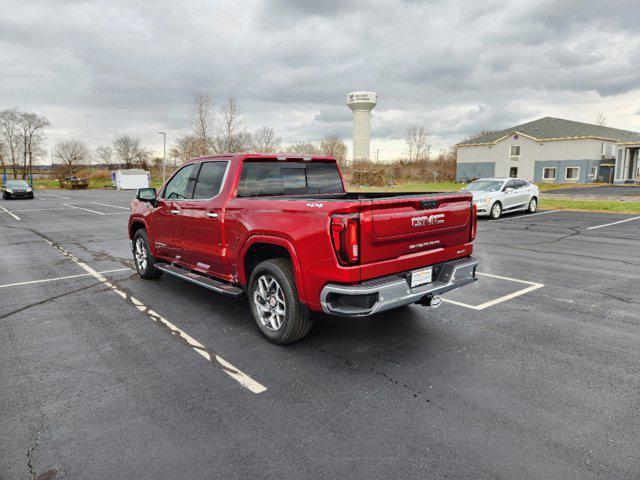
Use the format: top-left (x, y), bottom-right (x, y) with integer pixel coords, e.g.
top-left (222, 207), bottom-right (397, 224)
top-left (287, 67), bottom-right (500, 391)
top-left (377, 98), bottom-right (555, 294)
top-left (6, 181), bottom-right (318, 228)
top-left (456, 117), bottom-right (640, 184)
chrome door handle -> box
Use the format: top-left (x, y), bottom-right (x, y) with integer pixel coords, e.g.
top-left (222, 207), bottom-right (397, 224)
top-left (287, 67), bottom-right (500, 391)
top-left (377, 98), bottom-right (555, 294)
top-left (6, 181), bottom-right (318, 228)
top-left (206, 212), bottom-right (219, 218)
top-left (170, 209), bottom-right (180, 215)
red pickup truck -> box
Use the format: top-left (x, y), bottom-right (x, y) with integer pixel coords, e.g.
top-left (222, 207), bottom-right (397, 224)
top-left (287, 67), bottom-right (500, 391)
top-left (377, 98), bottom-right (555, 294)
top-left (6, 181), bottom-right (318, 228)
top-left (128, 153), bottom-right (478, 343)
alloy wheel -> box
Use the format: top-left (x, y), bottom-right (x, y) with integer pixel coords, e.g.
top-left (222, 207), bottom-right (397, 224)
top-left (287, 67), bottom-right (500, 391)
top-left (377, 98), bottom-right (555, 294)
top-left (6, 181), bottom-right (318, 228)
top-left (491, 203), bottom-right (501, 219)
top-left (253, 274), bottom-right (286, 331)
top-left (135, 238), bottom-right (148, 271)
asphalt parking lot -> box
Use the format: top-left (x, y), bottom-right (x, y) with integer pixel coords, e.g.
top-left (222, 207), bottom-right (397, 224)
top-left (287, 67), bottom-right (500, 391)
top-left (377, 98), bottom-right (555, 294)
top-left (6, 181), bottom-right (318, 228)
top-left (1, 190), bottom-right (639, 479)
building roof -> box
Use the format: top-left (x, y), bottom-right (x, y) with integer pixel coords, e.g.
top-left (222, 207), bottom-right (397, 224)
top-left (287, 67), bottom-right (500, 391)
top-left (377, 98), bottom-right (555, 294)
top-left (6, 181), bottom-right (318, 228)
top-left (458, 116), bottom-right (640, 146)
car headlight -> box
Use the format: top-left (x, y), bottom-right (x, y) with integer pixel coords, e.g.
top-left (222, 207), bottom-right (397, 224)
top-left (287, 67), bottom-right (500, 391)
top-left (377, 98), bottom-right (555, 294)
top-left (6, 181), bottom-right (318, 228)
top-left (475, 198), bottom-right (490, 205)
top-left (26, 188), bottom-right (32, 192)
top-left (5, 189), bottom-right (13, 193)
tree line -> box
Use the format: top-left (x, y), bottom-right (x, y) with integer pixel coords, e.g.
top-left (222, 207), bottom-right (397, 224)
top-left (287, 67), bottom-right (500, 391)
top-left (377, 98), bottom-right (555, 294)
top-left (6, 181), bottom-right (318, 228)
top-left (0, 108), bottom-right (49, 177)
top-left (170, 93), bottom-right (348, 166)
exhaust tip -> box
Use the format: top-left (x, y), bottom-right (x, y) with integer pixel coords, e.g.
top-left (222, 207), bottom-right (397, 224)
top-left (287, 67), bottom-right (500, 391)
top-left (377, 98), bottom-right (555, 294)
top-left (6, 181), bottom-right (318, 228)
top-left (417, 294), bottom-right (443, 308)
top-left (430, 295), bottom-right (442, 308)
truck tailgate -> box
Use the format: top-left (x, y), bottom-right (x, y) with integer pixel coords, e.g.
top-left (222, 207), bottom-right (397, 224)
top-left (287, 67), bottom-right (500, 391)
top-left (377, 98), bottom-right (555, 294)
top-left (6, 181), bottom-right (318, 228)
top-left (360, 193), bottom-right (473, 264)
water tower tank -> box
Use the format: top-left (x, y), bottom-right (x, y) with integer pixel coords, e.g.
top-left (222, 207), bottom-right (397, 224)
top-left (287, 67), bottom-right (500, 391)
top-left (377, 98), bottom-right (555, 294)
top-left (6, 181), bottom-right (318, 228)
top-left (347, 91), bottom-right (377, 161)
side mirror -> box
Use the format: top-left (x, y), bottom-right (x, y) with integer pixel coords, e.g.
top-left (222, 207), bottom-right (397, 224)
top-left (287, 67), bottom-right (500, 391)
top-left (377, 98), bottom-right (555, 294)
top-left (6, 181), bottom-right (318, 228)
top-left (136, 188), bottom-right (157, 206)
top-left (504, 187), bottom-right (514, 193)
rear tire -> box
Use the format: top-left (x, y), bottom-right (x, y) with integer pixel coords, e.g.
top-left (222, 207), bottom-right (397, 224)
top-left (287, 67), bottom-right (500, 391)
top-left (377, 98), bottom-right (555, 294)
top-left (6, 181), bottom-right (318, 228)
top-left (490, 202), bottom-right (502, 219)
top-left (133, 229), bottom-right (163, 279)
top-left (248, 258), bottom-right (312, 344)
top-left (527, 196), bottom-right (538, 213)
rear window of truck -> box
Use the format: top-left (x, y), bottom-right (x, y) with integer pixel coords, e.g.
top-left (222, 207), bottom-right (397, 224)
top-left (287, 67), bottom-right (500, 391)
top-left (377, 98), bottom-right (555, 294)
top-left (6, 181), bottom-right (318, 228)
top-left (237, 161), bottom-right (344, 197)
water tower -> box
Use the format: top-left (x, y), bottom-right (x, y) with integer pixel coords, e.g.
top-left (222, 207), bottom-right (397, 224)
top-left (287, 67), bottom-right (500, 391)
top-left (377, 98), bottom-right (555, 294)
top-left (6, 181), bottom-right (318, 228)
top-left (347, 91), bottom-right (377, 161)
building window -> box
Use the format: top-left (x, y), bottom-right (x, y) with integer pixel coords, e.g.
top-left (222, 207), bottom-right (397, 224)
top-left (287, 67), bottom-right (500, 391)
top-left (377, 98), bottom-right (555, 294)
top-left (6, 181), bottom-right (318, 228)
top-left (509, 145), bottom-right (520, 158)
top-left (509, 167), bottom-right (518, 178)
top-left (589, 166), bottom-right (598, 179)
top-left (566, 167), bottom-right (580, 180)
top-left (543, 167), bottom-right (556, 180)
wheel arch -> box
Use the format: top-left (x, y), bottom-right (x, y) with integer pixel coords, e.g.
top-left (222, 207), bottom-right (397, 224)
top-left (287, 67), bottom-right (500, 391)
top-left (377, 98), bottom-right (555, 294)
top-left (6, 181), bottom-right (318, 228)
top-left (239, 236), bottom-right (307, 303)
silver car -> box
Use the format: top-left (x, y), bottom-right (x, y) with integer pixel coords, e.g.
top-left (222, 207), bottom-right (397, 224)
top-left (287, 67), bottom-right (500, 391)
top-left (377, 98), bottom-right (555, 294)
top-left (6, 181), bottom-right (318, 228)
top-left (462, 178), bottom-right (539, 219)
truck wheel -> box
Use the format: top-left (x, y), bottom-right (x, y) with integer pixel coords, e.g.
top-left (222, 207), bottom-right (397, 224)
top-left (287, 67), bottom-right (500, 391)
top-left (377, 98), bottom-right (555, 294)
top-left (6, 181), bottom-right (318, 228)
top-left (527, 196), bottom-right (538, 213)
top-left (490, 202), bottom-right (502, 219)
top-left (249, 258), bottom-right (312, 344)
top-left (133, 229), bottom-right (163, 279)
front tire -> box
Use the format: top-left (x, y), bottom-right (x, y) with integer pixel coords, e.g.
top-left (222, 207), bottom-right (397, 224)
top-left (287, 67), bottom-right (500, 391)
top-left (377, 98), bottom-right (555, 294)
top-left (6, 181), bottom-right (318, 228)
top-left (249, 258), bottom-right (312, 344)
top-left (133, 229), bottom-right (163, 279)
top-left (490, 202), bottom-right (502, 219)
top-left (527, 196), bottom-right (538, 213)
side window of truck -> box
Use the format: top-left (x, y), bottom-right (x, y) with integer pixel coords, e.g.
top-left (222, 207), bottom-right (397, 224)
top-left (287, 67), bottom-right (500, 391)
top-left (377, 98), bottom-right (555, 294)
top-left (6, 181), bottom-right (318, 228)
top-left (163, 164), bottom-right (195, 200)
top-left (192, 161), bottom-right (228, 199)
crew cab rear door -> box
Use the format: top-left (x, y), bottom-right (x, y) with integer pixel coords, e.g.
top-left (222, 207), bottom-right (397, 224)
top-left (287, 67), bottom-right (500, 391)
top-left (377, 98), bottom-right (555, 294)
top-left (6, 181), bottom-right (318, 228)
top-left (179, 160), bottom-right (229, 275)
top-left (360, 194), bottom-right (473, 264)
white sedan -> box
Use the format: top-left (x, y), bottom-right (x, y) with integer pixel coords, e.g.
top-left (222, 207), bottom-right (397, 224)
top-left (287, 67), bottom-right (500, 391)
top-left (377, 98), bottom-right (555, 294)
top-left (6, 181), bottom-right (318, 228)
top-left (462, 178), bottom-right (539, 219)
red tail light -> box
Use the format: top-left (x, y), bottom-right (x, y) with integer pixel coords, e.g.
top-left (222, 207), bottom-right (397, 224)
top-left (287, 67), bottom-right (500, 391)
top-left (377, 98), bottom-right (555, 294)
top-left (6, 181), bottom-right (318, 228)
top-left (331, 213), bottom-right (360, 265)
top-left (470, 203), bottom-right (477, 241)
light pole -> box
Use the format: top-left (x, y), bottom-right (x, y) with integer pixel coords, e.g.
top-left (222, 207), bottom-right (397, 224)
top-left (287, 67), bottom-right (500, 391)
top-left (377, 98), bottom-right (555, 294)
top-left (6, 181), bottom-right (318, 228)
top-left (157, 132), bottom-right (166, 184)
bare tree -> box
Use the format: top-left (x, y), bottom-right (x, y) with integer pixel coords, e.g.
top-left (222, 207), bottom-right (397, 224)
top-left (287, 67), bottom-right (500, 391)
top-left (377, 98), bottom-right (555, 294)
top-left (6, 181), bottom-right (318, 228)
top-left (463, 129), bottom-right (497, 143)
top-left (596, 113), bottom-right (607, 126)
top-left (251, 126), bottom-right (281, 153)
top-left (319, 136), bottom-right (348, 165)
top-left (170, 135), bottom-right (201, 165)
top-left (0, 139), bottom-right (7, 174)
top-left (0, 108), bottom-right (23, 178)
top-left (405, 126), bottom-right (430, 161)
top-left (18, 112), bottom-right (49, 176)
top-left (287, 141), bottom-right (320, 155)
top-left (133, 146), bottom-right (152, 170)
top-left (113, 135), bottom-right (141, 168)
top-left (54, 140), bottom-right (90, 174)
top-left (213, 98), bottom-right (248, 153)
top-left (188, 93), bottom-right (216, 156)
top-left (95, 145), bottom-right (113, 167)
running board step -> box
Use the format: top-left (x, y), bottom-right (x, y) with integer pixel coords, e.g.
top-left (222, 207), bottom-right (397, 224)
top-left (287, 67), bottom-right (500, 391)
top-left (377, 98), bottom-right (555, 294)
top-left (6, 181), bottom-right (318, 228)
top-left (155, 264), bottom-right (244, 297)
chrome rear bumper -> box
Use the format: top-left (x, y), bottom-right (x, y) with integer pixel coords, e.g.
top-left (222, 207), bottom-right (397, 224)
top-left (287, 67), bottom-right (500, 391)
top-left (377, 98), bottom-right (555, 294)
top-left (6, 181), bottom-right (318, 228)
top-left (320, 257), bottom-right (478, 316)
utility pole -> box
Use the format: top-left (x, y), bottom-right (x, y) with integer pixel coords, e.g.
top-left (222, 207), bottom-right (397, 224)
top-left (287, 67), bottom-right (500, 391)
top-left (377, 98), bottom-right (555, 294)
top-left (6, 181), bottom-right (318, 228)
top-left (157, 132), bottom-right (166, 184)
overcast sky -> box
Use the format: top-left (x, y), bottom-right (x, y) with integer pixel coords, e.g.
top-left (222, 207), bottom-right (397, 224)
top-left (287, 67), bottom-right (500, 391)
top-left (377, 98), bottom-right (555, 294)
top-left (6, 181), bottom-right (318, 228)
top-left (1, 0), bottom-right (639, 160)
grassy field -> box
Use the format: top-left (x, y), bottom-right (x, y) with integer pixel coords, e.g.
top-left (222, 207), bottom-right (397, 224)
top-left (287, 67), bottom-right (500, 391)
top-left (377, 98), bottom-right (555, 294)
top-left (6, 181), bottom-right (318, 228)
top-left (539, 198), bottom-right (640, 214)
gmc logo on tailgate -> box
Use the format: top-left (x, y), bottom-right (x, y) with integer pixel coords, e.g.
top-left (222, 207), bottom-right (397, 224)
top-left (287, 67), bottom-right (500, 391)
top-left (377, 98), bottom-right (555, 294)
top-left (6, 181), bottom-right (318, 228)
top-left (411, 213), bottom-right (445, 227)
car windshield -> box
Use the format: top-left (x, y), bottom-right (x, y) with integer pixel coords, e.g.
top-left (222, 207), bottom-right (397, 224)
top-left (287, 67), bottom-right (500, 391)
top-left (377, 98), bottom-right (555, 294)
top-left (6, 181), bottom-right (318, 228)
top-left (464, 180), bottom-right (503, 192)
top-left (5, 180), bottom-right (29, 188)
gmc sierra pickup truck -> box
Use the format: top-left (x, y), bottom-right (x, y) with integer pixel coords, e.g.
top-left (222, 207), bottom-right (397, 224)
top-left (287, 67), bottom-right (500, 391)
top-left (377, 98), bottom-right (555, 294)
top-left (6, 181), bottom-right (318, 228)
top-left (128, 153), bottom-right (478, 344)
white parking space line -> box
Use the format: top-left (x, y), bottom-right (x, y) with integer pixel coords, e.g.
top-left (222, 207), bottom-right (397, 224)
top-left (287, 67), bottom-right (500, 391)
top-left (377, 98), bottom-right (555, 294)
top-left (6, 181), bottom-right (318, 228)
top-left (586, 216), bottom-right (640, 230)
top-left (91, 202), bottom-right (130, 210)
top-left (60, 203), bottom-right (106, 215)
top-left (10, 207), bottom-right (72, 212)
top-left (43, 239), bottom-right (267, 394)
top-left (0, 268), bottom-right (132, 289)
top-left (442, 272), bottom-right (544, 310)
top-left (38, 193), bottom-right (72, 199)
top-left (488, 210), bottom-right (560, 222)
top-left (0, 205), bottom-right (20, 221)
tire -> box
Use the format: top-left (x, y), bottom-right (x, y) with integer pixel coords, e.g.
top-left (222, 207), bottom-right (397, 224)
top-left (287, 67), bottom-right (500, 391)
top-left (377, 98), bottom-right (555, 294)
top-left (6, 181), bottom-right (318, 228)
top-left (2, 193), bottom-right (6, 200)
top-left (248, 258), bottom-right (312, 344)
top-left (132, 229), bottom-right (163, 279)
top-left (490, 202), bottom-right (502, 219)
top-left (527, 196), bottom-right (538, 213)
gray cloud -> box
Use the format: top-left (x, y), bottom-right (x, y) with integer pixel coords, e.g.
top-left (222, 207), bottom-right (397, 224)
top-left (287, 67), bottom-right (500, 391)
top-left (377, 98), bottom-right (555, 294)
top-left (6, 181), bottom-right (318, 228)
top-left (1, 0), bottom-right (639, 158)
